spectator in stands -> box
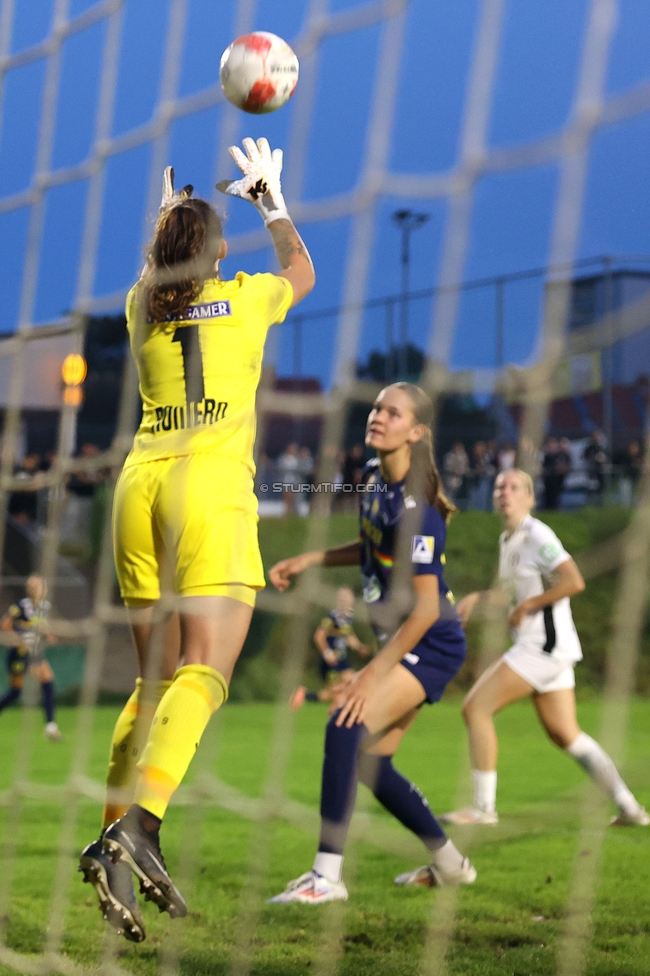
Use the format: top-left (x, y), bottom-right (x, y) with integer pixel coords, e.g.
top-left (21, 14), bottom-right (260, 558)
top-left (277, 442), bottom-right (301, 513)
top-left (443, 442), bottom-right (470, 506)
top-left (59, 444), bottom-right (104, 551)
top-left (315, 443), bottom-right (345, 513)
top-left (559, 437), bottom-right (573, 500)
top-left (618, 440), bottom-right (644, 506)
top-left (254, 452), bottom-right (275, 497)
top-left (317, 443), bottom-right (343, 486)
top-left (342, 444), bottom-right (366, 491)
top-left (486, 439), bottom-right (498, 474)
top-left (39, 450), bottom-right (57, 472)
top-left (277, 442), bottom-right (301, 484)
top-left (333, 449), bottom-right (347, 511)
top-left (469, 441), bottom-right (496, 511)
top-left (298, 446), bottom-right (315, 492)
top-left (8, 453), bottom-right (43, 524)
top-left (584, 429), bottom-right (609, 503)
top-left (68, 443), bottom-right (102, 498)
top-left (517, 436), bottom-right (542, 479)
top-left (542, 437), bottom-right (571, 509)
top-left (338, 444), bottom-right (364, 512)
top-left (497, 441), bottom-right (516, 472)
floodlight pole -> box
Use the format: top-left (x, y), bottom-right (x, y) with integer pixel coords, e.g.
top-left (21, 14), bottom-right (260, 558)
top-left (392, 209), bottom-right (429, 378)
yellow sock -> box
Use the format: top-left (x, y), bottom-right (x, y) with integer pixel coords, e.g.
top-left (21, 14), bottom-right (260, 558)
top-left (133, 665), bottom-right (228, 821)
top-left (102, 678), bottom-right (172, 829)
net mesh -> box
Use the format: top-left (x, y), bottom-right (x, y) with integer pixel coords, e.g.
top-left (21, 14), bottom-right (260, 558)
top-left (0, 0), bottom-right (648, 974)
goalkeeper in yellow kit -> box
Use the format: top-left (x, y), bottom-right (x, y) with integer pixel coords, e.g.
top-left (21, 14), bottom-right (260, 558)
top-left (79, 139), bottom-right (314, 941)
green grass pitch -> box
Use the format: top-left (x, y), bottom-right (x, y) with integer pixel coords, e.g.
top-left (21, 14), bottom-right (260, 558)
top-left (1, 699), bottom-right (648, 975)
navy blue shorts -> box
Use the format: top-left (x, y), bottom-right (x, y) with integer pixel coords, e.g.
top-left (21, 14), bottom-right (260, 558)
top-left (399, 633), bottom-right (466, 704)
top-left (319, 656), bottom-right (352, 682)
top-left (6, 646), bottom-right (29, 679)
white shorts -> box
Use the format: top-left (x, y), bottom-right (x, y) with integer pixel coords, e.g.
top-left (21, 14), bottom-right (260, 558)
top-left (502, 644), bottom-right (576, 694)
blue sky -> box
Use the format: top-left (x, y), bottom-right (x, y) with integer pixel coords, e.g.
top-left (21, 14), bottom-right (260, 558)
top-left (1, 0), bottom-right (650, 387)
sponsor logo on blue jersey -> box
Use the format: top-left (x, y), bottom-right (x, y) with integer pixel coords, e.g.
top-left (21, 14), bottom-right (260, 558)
top-left (411, 535), bottom-right (434, 564)
top-left (362, 574), bottom-right (382, 603)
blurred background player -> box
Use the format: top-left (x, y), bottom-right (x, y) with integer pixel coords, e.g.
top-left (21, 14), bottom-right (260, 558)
top-left (268, 383), bottom-right (475, 903)
top-left (0, 574), bottom-right (62, 741)
top-left (78, 139), bottom-right (315, 942)
top-left (290, 586), bottom-right (369, 709)
top-left (443, 469), bottom-right (648, 828)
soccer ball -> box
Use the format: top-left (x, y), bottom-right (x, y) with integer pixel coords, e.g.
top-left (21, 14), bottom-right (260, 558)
top-left (219, 32), bottom-right (299, 114)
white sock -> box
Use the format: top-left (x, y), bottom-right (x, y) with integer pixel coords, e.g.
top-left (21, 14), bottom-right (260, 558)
top-left (566, 732), bottom-right (638, 814)
top-left (313, 851), bottom-right (343, 883)
top-left (433, 839), bottom-right (465, 872)
top-left (472, 769), bottom-right (497, 813)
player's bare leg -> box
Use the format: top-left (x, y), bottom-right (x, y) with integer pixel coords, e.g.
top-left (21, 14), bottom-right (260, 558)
top-left (289, 686), bottom-right (308, 710)
top-left (441, 659), bottom-right (533, 825)
top-left (31, 659), bottom-right (54, 683)
top-left (290, 670), bottom-right (356, 710)
top-left (361, 667), bottom-right (475, 886)
top-left (358, 665), bottom-right (426, 735)
top-left (271, 665), bottom-right (475, 902)
top-left (463, 659), bottom-right (533, 768)
top-left (289, 686), bottom-right (331, 710)
top-left (530, 687), bottom-right (581, 749)
top-left (128, 604), bottom-right (182, 681)
top-left (533, 689), bottom-right (648, 826)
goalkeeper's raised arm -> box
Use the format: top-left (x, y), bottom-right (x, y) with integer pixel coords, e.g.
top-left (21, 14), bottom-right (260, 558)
top-left (217, 136), bottom-right (315, 306)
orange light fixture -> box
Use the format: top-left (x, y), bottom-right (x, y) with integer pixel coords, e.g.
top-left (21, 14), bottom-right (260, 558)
top-left (63, 385), bottom-right (84, 407)
top-left (61, 353), bottom-right (87, 387)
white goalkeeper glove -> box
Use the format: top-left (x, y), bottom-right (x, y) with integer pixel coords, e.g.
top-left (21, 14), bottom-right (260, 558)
top-left (160, 165), bottom-right (193, 213)
top-left (216, 137), bottom-right (290, 226)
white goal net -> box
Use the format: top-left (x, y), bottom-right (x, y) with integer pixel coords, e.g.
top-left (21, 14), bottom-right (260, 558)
top-left (0, 1), bottom-right (649, 975)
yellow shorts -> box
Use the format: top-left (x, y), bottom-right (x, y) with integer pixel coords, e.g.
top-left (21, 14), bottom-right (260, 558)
top-left (113, 454), bottom-right (264, 606)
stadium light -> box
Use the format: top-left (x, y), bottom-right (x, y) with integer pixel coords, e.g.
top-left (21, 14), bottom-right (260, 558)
top-left (392, 209), bottom-right (429, 378)
top-left (61, 353), bottom-right (87, 387)
top-left (61, 353), bottom-right (86, 456)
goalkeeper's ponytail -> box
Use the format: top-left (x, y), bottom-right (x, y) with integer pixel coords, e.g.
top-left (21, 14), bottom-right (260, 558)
top-left (394, 382), bottom-right (457, 522)
top-left (142, 198), bottom-right (223, 323)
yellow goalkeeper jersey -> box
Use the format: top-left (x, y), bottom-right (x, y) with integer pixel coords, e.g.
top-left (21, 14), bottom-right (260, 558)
top-left (123, 272), bottom-right (293, 471)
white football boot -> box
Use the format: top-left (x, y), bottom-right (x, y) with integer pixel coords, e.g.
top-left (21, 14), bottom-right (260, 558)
top-left (268, 871), bottom-right (348, 904)
top-left (44, 722), bottom-right (64, 742)
top-left (610, 804), bottom-right (650, 827)
top-left (439, 806), bottom-right (498, 826)
top-left (395, 856), bottom-right (477, 888)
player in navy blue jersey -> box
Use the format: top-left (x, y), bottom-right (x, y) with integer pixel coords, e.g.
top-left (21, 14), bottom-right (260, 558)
top-left (290, 586), bottom-right (369, 709)
top-left (0, 574), bottom-right (62, 741)
top-left (268, 383), bottom-right (476, 902)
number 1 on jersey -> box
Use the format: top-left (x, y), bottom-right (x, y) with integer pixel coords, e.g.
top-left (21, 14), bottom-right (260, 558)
top-left (173, 325), bottom-right (205, 403)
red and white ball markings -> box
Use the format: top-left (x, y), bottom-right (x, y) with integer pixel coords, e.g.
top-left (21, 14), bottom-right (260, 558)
top-left (219, 32), bottom-right (299, 114)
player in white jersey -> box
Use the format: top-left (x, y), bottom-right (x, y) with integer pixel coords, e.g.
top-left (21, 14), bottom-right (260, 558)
top-left (441, 468), bottom-right (648, 828)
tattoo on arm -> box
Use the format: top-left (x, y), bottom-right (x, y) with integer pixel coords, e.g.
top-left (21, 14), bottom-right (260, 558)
top-left (268, 219), bottom-right (311, 269)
